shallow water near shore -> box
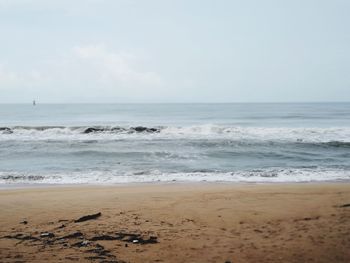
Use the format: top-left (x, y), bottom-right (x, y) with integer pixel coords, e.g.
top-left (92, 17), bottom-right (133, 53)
top-left (1, 103), bottom-right (350, 185)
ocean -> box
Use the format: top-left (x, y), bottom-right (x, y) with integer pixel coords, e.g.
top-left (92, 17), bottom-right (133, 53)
top-left (0, 103), bottom-right (349, 185)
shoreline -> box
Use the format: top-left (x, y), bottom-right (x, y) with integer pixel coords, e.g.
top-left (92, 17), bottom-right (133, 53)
top-left (1, 179), bottom-right (350, 191)
top-left (1, 182), bottom-right (350, 262)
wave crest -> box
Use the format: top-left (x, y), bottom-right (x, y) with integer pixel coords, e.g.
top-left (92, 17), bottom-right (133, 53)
top-left (0, 125), bottom-right (350, 144)
top-left (0, 168), bottom-right (349, 185)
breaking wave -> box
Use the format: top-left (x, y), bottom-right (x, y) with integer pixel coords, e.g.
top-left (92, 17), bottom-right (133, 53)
top-left (0, 125), bottom-right (350, 144)
top-left (0, 168), bottom-right (349, 185)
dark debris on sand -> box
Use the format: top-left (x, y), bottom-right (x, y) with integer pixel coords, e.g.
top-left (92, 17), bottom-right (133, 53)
top-left (74, 212), bottom-right (102, 223)
top-left (58, 231), bottom-right (84, 239)
top-left (3, 233), bottom-right (39, 242)
top-left (2, 212), bottom-right (158, 263)
top-left (91, 232), bottom-right (158, 244)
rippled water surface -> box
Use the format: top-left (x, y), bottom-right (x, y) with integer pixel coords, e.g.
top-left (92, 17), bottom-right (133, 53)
top-left (0, 103), bottom-right (349, 184)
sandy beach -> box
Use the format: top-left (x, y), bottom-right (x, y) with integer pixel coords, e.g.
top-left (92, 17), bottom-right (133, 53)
top-left (0, 183), bottom-right (349, 263)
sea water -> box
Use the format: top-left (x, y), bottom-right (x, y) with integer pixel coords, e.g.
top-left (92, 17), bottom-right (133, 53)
top-left (0, 103), bottom-right (349, 185)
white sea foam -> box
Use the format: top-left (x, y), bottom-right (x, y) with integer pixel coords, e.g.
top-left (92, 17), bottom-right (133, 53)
top-left (0, 125), bottom-right (350, 143)
top-left (0, 168), bottom-right (349, 185)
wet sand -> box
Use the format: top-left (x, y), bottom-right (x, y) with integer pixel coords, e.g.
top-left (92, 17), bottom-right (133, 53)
top-left (0, 183), bottom-right (350, 263)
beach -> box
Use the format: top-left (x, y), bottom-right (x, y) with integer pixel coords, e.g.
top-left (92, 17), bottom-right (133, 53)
top-left (1, 182), bottom-right (349, 263)
top-left (1, 0), bottom-right (349, 261)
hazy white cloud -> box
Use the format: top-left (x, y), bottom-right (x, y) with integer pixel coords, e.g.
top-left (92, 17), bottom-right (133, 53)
top-left (0, 65), bottom-right (17, 85)
top-left (0, 45), bottom-right (163, 102)
top-left (0, 64), bottom-right (43, 86)
top-left (72, 45), bottom-right (161, 87)
top-left (0, 0), bottom-right (105, 7)
top-left (0, 0), bottom-right (127, 16)
top-left (0, 0), bottom-right (349, 102)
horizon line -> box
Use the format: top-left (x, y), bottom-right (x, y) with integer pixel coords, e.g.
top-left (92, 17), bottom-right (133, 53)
top-left (0, 101), bottom-right (349, 104)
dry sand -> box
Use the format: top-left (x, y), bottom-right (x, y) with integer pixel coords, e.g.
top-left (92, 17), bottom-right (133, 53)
top-left (0, 183), bottom-right (350, 263)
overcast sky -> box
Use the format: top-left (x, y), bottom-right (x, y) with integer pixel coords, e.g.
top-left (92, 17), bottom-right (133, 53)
top-left (0, 0), bottom-right (349, 103)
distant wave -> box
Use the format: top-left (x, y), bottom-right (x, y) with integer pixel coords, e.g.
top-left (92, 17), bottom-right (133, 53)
top-left (321, 141), bottom-right (350, 147)
top-left (1, 125), bottom-right (350, 144)
top-left (0, 168), bottom-right (349, 184)
top-left (0, 125), bottom-right (160, 134)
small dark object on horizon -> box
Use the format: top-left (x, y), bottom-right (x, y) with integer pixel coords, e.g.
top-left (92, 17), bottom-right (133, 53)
top-left (75, 212), bottom-right (102, 223)
top-left (20, 220), bottom-right (28, 225)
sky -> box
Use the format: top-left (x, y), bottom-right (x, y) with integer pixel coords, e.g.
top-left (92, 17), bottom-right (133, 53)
top-left (0, 0), bottom-right (349, 103)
